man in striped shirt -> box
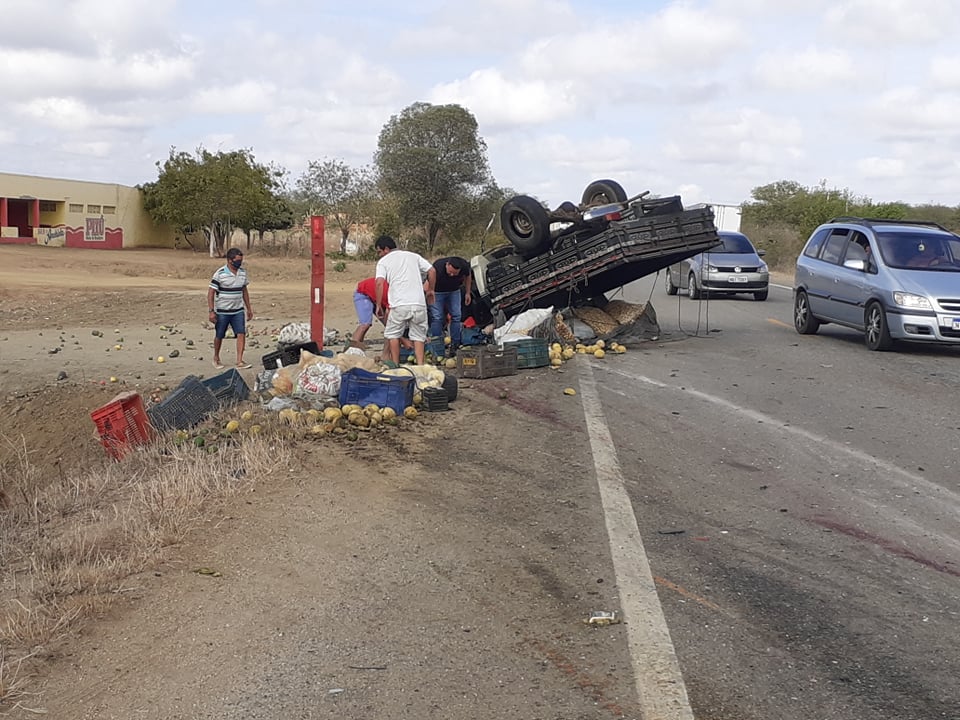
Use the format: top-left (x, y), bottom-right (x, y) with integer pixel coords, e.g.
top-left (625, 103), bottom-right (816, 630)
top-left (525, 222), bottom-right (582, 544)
top-left (207, 248), bottom-right (254, 369)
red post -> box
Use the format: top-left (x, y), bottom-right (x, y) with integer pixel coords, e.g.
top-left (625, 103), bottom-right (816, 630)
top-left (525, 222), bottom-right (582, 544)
top-left (32, 198), bottom-right (40, 227)
top-left (310, 215), bottom-right (325, 349)
top-left (0, 197), bottom-right (7, 227)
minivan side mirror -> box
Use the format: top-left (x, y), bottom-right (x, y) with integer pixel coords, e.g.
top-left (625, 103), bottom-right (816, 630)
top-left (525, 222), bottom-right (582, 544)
top-left (843, 258), bottom-right (865, 272)
top-left (757, 249), bottom-right (766, 257)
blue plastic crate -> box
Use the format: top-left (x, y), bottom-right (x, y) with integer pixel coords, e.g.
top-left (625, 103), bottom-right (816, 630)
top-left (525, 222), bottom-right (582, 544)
top-left (202, 369), bottom-right (250, 407)
top-left (338, 368), bottom-right (415, 415)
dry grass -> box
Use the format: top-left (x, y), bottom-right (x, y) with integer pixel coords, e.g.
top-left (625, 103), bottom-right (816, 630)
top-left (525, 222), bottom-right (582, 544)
top-left (0, 431), bottom-right (290, 712)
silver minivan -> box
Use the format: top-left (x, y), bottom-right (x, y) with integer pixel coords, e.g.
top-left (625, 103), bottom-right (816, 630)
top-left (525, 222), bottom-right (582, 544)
top-left (665, 230), bottom-right (769, 301)
top-left (794, 217), bottom-right (960, 350)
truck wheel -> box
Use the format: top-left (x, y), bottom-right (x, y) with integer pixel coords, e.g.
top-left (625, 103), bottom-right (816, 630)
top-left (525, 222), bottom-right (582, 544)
top-left (581, 179), bottom-right (627, 207)
top-left (500, 195), bottom-right (550, 256)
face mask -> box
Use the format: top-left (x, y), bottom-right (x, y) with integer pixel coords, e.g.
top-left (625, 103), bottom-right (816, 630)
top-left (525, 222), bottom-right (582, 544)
top-left (231, 259), bottom-right (243, 269)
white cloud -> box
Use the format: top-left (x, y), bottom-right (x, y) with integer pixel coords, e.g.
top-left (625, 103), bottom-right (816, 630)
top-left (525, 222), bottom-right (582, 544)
top-left (16, 97), bottom-right (146, 132)
top-left (824, 0), bottom-right (960, 43)
top-left (753, 47), bottom-right (858, 92)
top-left (430, 69), bottom-right (578, 126)
top-left (929, 55), bottom-right (960, 89)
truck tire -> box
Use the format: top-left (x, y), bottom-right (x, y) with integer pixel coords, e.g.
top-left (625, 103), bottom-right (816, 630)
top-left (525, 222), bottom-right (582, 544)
top-left (500, 195), bottom-right (550, 256)
top-left (581, 179), bottom-right (627, 207)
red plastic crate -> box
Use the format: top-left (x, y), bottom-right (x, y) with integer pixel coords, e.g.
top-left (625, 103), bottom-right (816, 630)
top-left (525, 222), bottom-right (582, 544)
top-left (90, 391), bottom-right (153, 460)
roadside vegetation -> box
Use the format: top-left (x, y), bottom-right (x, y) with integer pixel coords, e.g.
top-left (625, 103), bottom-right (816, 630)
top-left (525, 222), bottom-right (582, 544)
top-left (742, 179), bottom-right (960, 271)
top-left (0, 426), bottom-right (290, 712)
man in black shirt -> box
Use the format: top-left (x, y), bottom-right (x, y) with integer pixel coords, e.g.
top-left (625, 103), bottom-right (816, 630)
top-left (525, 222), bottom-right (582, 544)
top-left (428, 256), bottom-right (472, 353)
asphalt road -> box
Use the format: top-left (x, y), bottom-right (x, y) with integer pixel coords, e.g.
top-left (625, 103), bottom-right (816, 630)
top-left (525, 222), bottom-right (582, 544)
top-left (593, 273), bottom-right (960, 720)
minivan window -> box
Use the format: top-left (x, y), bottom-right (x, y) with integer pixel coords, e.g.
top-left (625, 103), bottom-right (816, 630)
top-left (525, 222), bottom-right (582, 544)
top-left (876, 231), bottom-right (960, 271)
top-left (820, 230), bottom-right (850, 265)
top-left (803, 228), bottom-right (830, 258)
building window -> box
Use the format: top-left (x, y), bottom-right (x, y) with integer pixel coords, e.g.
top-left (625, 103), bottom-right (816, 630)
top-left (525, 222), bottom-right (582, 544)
top-left (69, 203), bottom-right (84, 213)
top-left (87, 204), bottom-right (101, 213)
top-left (39, 200), bottom-right (58, 212)
top-left (102, 205), bottom-right (116, 215)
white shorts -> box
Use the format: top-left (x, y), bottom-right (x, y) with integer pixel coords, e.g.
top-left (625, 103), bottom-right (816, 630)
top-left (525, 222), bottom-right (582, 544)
top-left (384, 305), bottom-right (428, 342)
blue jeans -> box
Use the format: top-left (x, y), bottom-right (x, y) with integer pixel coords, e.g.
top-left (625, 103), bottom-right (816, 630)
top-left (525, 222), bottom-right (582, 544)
top-left (428, 291), bottom-right (462, 346)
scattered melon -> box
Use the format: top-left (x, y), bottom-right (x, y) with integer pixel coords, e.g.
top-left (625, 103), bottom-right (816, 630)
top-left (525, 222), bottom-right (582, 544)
top-left (403, 406), bottom-right (419, 419)
top-left (225, 420), bottom-right (240, 433)
top-left (156, 356), bottom-right (166, 363)
top-left (381, 407), bottom-right (397, 420)
top-left (563, 387), bottom-right (577, 396)
top-left (241, 410), bottom-right (254, 422)
top-left (249, 424), bottom-right (262, 435)
top-left (594, 349), bottom-right (606, 359)
top-left (323, 407), bottom-right (343, 422)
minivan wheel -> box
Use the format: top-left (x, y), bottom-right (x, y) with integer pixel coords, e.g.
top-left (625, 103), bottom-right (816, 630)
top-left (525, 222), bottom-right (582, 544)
top-left (688, 272), bottom-right (700, 300)
top-left (665, 270), bottom-right (678, 295)
top-left (794, 290), bottom-right (820, 334)
top-left (864, 301), bottom-right (893, 351)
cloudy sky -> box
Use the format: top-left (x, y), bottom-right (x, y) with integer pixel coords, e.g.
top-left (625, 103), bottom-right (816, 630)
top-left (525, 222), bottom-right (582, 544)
top-left (3, 0), bottom-right (959, 209)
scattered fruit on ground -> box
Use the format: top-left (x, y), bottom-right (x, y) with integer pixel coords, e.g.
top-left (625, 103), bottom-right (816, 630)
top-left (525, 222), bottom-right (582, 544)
top-left (596, 339), bottom-right (606, 349)
top-left (241, 410), bottom-right (254, 421)
top-left (345, 431), bottom-right (359, 441)
top-left (156, 356), bottom-right (165, 363)
top-left (403, 406), bottom-right (418, 419)
top-left (550, 357), bottom-right (562, 367)
top-left (363, 403), bottom-right (380, 415)
top-left (248, 424), bottom-right (262, 435)
top-left (594, 349), bottom-right (605, 358)
top-left (381, 407), bottom-right (397, 420)
top-left (278, 408), bottom-right (300, 424)
top-left (323, 407), bottom-right (343, 422)
top-left (193, 436), bottom-right (206, 447)
top-left (563, 387), bottom-right (577, 396)
top-left (225, 420), bottom-right (240, 433)
top-left (445, 358), bottom-right (457, 369)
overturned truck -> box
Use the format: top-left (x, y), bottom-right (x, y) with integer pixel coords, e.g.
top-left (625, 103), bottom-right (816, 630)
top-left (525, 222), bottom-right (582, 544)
top-left (472, 179), bottom-right (721, 319)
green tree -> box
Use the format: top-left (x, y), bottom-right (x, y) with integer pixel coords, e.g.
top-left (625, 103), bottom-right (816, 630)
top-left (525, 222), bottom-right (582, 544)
top-left (375, 102), bottom-right (493, 251)
top-left (294, 159), bottom-right (375, 254)
top-left (142, 147), bottom-right (287, 256)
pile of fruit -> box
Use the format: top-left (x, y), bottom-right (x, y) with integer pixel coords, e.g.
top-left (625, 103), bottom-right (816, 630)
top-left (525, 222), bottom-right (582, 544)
top-left (548, 339), bottom-right (626, 366)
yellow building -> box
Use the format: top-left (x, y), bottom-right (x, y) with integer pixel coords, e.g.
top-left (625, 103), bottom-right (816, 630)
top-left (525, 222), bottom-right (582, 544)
top-left (0, 172), bottom-right (175, 249)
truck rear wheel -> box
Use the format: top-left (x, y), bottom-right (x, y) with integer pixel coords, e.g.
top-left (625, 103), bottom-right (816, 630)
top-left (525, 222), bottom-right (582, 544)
top-left (582, 179), bottom-right (627, 207)
top-left (500, 195), bottom-right (550, 256)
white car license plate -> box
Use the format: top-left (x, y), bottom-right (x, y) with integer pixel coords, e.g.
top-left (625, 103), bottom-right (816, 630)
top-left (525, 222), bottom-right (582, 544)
top-left (729, 275), bottom-right (748, 283)
top-left (953, 318), bottom-right (960, 331)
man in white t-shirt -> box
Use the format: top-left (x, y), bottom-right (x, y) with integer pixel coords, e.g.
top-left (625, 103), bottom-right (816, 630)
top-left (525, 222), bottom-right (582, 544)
top-left (374, 235), bottom-right (436, 365)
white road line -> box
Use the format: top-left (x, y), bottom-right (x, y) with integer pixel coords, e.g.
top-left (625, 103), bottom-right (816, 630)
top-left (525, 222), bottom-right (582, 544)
top-left (598, 365), bottom-right (947, 491)
top-left (577, 362), bottom-right (695, 720)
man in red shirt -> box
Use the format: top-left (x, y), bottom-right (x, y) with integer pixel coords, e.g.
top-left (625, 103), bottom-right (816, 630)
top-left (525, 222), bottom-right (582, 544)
top-left (351, 277), bottom-right (414, 352)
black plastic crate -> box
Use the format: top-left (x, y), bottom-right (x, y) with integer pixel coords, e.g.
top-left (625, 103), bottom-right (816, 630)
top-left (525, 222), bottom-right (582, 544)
top-left (202, 369), bottom-right (250, 407)
top-left (421, 386), bottom-right (449, 412)
top-left (261, 340), bottom-right (320, 369)
top-left (632, 195), bottom-right (684, 217)
top-left (148, 376), bottom-right (219, 431)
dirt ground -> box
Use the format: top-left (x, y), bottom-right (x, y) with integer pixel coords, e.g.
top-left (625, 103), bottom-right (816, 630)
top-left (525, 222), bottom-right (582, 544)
top-left (0, 245), bottom-right (378, 476)
top-left (0, 244), bottom-right (643, 719)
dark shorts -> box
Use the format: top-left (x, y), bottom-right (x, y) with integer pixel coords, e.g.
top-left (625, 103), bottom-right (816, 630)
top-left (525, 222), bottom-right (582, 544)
top-left (215, 311), bottom-right (246, 339)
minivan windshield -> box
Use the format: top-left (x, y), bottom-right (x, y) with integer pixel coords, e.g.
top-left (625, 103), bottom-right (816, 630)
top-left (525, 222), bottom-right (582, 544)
top-left (876, 231), bottom-right (960, 271)
top-left (712, 234), bottom-right (755, 254)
